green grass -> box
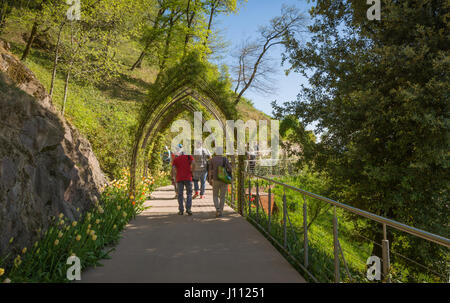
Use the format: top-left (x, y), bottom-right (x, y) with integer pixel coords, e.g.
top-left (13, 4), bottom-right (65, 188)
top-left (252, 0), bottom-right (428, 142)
top-left (248, 174), bottom-right (372, 282)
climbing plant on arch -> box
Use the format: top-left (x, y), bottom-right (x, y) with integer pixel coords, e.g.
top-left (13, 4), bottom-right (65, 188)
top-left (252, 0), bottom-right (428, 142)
top-left (129, 52), bottom-right (239, 200)
top-left (142, 98), bottom-right (213, 177)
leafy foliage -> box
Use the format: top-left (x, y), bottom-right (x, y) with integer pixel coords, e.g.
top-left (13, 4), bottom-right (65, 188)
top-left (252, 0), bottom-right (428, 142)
top-left (275, 0), bottom-right (449, 269)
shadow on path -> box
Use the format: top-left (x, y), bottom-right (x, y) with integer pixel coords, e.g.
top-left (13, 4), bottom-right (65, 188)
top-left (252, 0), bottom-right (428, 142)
top-left (80, 185), bottom-right (306, 283)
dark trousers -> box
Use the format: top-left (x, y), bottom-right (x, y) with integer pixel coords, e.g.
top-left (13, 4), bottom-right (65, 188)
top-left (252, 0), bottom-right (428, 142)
top-left (177, 180), bottom-right (193, 212)
top-left (193, 171), bottom-right (208, 196)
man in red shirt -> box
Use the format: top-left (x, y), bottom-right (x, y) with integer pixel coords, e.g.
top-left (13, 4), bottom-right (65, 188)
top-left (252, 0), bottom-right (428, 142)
top-left (173, 152), bottom-right (194, 216)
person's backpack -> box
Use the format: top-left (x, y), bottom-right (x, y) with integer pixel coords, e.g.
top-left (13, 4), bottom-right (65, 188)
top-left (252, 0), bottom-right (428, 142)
top-left (194, 149), bottom-right (208, 170)
top-left (162, 150), bottom-right (171, 164)
top-left (217, 157), bottom-right (232, 184)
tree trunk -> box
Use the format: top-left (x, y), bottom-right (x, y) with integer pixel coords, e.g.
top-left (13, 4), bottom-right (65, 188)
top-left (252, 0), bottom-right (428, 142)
top-left (130, 50), bottom-right (146, 71)
top-left (49, 23), bottom-right (65, 98)
top-left (21, 21), bottom-right (39, 61)
top-left (159, 18), bottom-right (175, 72)
top-left (61, 69), bottom-right (71, 116)
top-left (234, 45), bottom-right (271, 105)
top-left (131, 8), bottom-right (165, 71)
top-left (204, 5), bottom-right (215, 48)
top-left (183, 0), bottom-right (197, 57)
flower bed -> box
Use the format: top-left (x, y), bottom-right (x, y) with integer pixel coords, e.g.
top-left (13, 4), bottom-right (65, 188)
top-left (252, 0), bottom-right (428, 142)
top-left (0, 168), bottom-right (170, 283)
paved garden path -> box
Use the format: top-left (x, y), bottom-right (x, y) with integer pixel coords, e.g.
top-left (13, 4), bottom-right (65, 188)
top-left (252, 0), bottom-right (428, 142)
top-left (81, 185), bottom-right (306, 283)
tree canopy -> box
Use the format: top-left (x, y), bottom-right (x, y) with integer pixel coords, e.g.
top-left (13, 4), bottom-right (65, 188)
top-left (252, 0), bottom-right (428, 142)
top-left (274, 0), bottom-right (449, 266)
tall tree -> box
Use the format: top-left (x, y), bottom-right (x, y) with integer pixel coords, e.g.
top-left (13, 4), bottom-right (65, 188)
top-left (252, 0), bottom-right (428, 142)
top-left (233, 5), bottom-right (307, 105)
top-left (182, 0), bottom-right (202, 57)
top-left (0, 0), bottom-right (31, 35)
top-left (58, 0), bottom-right (136, 115)
top-left (203, 0), bottom-right (244, 50)
top-left (130, 0), bottom-right (168, 71)
top-left (20, 0), bottom-right (52, 61)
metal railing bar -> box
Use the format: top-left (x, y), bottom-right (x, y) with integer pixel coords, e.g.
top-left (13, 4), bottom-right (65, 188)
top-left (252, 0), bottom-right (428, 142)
top-left (338, 240), bottom-right (353, 282)
top-left (308, 228), bottom-right (374, 266)
top-left (251, 174), bottom-right (450, 248)
top-left (271, 214), bottom-right (446, 281)
top-left (343, 230), bottom-right (384, 248)
top-left (246, 214), bottom-right (319, 283)
top-left (286, 208), bottom-right (302, 246)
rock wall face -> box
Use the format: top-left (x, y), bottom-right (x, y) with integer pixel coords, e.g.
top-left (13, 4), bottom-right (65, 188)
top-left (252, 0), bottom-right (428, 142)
top-left (0, 41), bottom-right (106, 257)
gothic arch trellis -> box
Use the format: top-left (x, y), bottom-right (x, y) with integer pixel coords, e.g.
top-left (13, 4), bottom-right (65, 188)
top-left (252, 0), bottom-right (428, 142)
top-left (141, 95), bottom-right (218, 177)
top-left (129, 53), bottom-right (246, 209)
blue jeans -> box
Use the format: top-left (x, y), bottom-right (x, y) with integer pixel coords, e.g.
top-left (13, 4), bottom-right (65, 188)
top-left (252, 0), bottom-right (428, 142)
top-left (177, 181), bottom-right (193, 212)
top-left (193, 171), bottom-right (208, 196)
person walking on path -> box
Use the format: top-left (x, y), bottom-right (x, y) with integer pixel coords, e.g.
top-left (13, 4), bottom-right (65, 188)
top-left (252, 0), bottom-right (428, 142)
top-left (208, 147), bottom-right (232, 218)
top-left (192, 141), bottom-right (211, 199)
top-left (246, 142), bottom-right (258, 174)
top-left (171, 144), bottom-right (184, 199)
top-left (173, 150), bottom-right (194, 216)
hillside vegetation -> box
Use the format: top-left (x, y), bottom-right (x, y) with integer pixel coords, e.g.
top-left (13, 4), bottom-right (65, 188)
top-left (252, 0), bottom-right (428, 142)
top-left (0, 16), bottom-right (269, 180)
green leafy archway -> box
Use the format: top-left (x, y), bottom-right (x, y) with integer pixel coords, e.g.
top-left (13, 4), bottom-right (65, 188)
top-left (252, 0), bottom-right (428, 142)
top-left (130, 52), bottom-right (239, 199)
top-left (142, 99), bottom-right (211, 177)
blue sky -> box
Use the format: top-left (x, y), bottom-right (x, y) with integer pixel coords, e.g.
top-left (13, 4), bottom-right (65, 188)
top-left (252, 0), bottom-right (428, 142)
top-left (215, 0), bottom-right (314, 117)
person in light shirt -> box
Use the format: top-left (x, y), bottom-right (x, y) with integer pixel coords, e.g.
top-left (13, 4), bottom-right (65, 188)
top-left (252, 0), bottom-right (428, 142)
top-left (192, 141), bottom-right (211, 199)
top-left (207, 146), bottom-right (232, 218)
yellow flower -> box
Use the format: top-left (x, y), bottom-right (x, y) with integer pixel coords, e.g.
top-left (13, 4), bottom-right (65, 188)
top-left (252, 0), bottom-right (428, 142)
top-left (87, 224), bottom-right (92, 229)
top-left (72, 221), bottom-right (78, 227)
top-left (90, 230), bottom-right (96, 236)
top-left (76, 235), bottom-right (81, 241)
top-left (14, 255), bottom-right (21, 267)
top-left (113, 225), bottom-right (117, 229)
top-left (59, 219), bottom-right (64, 226)
top-left (54, 239), bottom-right (59, 246)
top-left (98, 207), bottom-right (104, 214)
top-left (21, 247), bottom-right (27, 254)
top-left (123, 212), bottom-right (127, 217)
top-left (95, 219), bottom-right (100, 224)
top-left (0, 268), bottom-right (4, 276)
top-left (117, 206), bottom-right (121, 211)
top-left (86, 229), bottom-right (91, 235)
top-left (91, 234), bottom-right (97, 241)
top-left (59, 213), bottom-right (64, 219)
top-left (58, 231), bottom-right (63, 238)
